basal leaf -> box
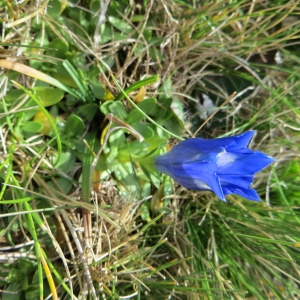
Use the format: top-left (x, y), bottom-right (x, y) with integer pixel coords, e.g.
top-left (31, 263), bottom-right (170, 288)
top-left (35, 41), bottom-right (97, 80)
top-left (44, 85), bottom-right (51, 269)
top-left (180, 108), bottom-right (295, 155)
top-left (108, 16), bottom-right (133, 34)
top-left (21, 121), bottom-right (44, 133)
top-left (127, 98), bottom-right (157, 123)
top-left (33, 87), bottom-right (64, 107)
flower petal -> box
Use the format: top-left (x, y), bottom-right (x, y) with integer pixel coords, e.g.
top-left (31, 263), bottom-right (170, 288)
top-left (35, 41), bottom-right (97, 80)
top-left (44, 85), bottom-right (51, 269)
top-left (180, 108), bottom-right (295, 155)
top-left (172, 131), bottom-right (255, 153)
top-left (155, 148), bottom-right (221, 169)
top-left (170, 137), bottom-right (234, 153)
top-left (217, 152), bottom-right (274, 175)
top-left (154, 132), bottom-right (274, 202)
top-left (222, 185), bottom-right (260, 201)
top-left (226, 131), bottom-right (255, 150)
top-left (172, 172), bottom-right (226, 201)
top-left (157, 160), bottom-right (217, 181)
top-left (218, 174), bottom-right (254, 188)
top-left (156, 157), bottom-right (226, 200)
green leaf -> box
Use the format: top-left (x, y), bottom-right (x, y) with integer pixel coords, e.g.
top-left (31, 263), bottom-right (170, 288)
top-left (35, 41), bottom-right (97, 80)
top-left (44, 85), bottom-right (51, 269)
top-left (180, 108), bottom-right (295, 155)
top-left (119, 140), bottom-right (149, 157)
top-left (47, 0), bottom-right (63, 19)
top-left (2, 282), bottom-right (22, 300)
top-left (108, 16), bottom-right (133, 34)
top-left (72, 52), bottom-right (87, 69)
top-left (54, 149), bottom-right (76, 174)
top-left (63, 60), bottom-right (94, 102)
top-left (21, 121), bottom-right (43, 133)
top-left (108, 101), bottom-right (128, 120)
top-left (48, 178), bottom-right (72, 198)
top-left (64, 115), bottom-right (85, 137)
top-left (46, 38), bottom-right (68, 59)
top-left (50, 64), bottom-right (79, 89)
top-left (18, 260), bottom-right (35, 276)
top-left (90, 82), bottom-right (106, 99)
top-left (145, 135), bottom-right (168, 152)
top-left (32, 87), bottom-right (64, 107)
top-left (24, 285), bottom-right (41, 300)
top-left (127, 98), bottom-right (157, 123)
top-left (98, 24), bottom-right (112, 43)
top-left (66, 5), bottom-right (89, 30)
top-left (163, 115), bottom-right (184, 136)
top-left (131, 123), bottom-right (154, 139)
top-left (73, 103), bottom-right (99, 123)
top-left (21, 275), bottom-right (29, 291)
top-left (155, 97), bottom-right (173, 119)
top-left (90, 0), bottom-right (100, 12)
top-left (3, 90), bottom-right (25, 102)
top-left (100, 100), bottom-right (113, 115)
top-left (107, 128), bottom-right (126, 150)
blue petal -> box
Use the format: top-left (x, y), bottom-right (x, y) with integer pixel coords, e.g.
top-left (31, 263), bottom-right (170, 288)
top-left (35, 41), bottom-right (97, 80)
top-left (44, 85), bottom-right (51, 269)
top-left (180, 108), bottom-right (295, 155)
top-left (157, 161), bottom-right (216, 181)
top-left (173, 160), bottom-right (218, 176)
top-left (218, 174), bottom-right (254, 188)
top-left (202, 175), bottom-right (226, 201)
top-left (226, 131), bottom-right (255, 151)
top-left (171, 172), bottom-right (226, 201)
top-left (217, 152), bottom-right (274, 175)
top-left (170, 137), bottom-right (235, 153)
top-left (172, 131), bottom-right (255, 153)
top-left (157, 131), bottom-right (255, 166)
top-left (171, 175), bottom-right (210, 191)
top-left (155, 148), bottom-right (221, 167)
top-left (222, 185), bottom-right (260, 201)
top-left (156, 157), bottom-right (226, 201)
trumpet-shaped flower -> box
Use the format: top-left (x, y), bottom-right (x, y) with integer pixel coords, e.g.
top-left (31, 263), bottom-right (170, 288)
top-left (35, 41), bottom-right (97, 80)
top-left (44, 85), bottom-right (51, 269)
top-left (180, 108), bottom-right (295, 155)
top-left (155, 131), bottom-right (274, 201)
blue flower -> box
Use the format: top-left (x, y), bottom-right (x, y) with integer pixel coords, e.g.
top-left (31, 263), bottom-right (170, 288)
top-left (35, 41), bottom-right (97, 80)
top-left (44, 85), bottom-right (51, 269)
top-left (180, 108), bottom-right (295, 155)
top-left (155, 131), bottom-right (274, 201)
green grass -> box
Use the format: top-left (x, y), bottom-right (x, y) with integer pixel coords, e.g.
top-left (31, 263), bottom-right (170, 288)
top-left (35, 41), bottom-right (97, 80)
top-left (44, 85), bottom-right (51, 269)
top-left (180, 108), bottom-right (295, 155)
top-left (0, 0), bottom-right (300, 299)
